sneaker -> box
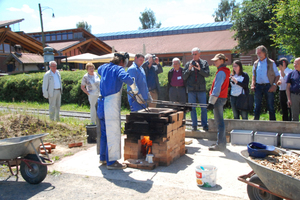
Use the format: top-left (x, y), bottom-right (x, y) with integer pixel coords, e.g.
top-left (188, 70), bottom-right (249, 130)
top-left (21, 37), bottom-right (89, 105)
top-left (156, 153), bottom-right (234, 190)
top-left (99, 160), bottom-right (106, 165)
top-left (203, 126), bottom-right (209, 132)
top-left (209, 144), bottom-right (226, 151)
top-left (192, 126), bottom-right (198, 131)
top-left (107, 161), bottom-right (127, 170)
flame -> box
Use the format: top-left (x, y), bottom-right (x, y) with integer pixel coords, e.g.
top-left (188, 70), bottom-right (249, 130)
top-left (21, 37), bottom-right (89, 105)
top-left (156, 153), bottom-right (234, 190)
top-left (141, 136), bottom-right (152, 155)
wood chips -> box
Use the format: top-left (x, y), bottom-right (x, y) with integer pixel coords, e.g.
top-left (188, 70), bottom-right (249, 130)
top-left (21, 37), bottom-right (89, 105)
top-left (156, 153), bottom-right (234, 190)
top-left (251, 154), bottom-right (300, 179)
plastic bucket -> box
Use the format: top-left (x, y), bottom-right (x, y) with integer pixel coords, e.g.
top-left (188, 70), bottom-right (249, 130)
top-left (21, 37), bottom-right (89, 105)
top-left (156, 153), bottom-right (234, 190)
top-left (86, 125), bottom-right (97, 143)
top-left (195, 165), bottom-right (217, 187)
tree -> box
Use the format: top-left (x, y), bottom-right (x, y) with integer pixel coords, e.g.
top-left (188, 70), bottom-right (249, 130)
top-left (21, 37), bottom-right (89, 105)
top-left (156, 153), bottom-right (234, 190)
top-left (213, 0), bottom-right (239, 22)
top-left (231, 0), bottom-right (278, 55)
top-left (76, 21), bottom-right (92, 33)
top-left (268, 0), bottom-right (300, 57)
top-left (139, 8), bottom-right (161, 29)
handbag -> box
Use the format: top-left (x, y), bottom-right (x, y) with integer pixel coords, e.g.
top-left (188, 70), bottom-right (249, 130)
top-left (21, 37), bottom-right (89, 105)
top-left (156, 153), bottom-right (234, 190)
top-left (236, 89), bottom-right (254, 111)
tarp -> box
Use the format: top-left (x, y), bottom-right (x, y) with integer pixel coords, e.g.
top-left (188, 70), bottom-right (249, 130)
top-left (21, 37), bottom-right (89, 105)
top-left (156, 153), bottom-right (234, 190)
top-left (61, 53), bottom-right (99, 64)
top-left (92, 52), bottom-right (136, 63)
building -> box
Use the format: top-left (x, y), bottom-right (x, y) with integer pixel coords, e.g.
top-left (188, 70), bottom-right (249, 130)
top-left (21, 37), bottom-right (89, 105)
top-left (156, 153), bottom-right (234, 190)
top-left (0, 18), bottom-right (112, 73)
top-left (96, 21), bottom-right (238, 66)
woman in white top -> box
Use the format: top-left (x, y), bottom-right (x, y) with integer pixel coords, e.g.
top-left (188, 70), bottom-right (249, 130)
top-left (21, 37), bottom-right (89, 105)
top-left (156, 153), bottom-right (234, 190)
top-left (230, 60), bottom-right (249, 119)
top-left (81, 63), bottom-right (100, 124)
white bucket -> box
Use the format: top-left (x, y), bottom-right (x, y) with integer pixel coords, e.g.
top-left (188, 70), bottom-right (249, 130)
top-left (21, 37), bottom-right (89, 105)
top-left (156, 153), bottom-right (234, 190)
top-left (195, 165), bottom-right (217, 187)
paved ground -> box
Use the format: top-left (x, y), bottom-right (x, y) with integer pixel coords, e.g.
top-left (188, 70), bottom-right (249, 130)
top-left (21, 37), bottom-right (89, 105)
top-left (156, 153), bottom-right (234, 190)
top-left (1, 137), bottom-right (252, 200)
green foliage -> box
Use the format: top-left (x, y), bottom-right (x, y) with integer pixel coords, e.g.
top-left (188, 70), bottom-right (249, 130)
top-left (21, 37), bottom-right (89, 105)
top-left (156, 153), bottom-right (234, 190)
top-left (139, 8), bottom-right (161, 29)
top-left (268, 0), bottom-right (300, 57)
top-left (213, 0), bottom-right (239, 22)
top-left (231, 0), bottom-right (278, 54)
top-left (76, 21), bottom-right (92, 33)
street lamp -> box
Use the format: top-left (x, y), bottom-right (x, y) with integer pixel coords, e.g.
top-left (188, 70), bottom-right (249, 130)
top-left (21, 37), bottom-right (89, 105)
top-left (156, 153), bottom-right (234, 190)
top-left (38, 3), bottom-right (55, 70)
top-left (38, 3), bottom-right (55, 49)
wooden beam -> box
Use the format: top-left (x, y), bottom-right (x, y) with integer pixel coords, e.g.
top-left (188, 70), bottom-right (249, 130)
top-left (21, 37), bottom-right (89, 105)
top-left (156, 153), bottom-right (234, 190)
top-left (0, 31), bottom-right (7, 45)
top-left (6, 31), bottom-right (43, 53)
top-left (83, 41), bottom-right (92, 53)
top-left (92, 38), bottom-right (111, 53)
top-left (61, 38), bottom-right (92, 54)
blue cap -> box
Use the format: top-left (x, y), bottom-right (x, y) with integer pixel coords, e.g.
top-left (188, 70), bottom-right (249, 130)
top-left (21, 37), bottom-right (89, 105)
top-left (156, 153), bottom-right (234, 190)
top-left (247, 142), bottom-right (276, 158)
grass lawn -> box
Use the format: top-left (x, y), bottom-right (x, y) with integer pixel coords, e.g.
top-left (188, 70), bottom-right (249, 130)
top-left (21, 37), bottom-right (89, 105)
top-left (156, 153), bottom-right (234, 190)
top-left (0, 101), bottom-right (282, 121)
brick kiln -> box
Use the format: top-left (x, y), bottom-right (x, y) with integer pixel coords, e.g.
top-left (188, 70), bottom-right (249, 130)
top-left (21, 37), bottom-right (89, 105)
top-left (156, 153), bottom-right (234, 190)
top-left (124, 108), bottom-right (186, 167)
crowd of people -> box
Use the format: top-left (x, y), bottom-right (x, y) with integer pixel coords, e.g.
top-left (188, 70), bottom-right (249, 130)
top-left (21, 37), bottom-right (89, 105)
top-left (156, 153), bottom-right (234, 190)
top-left (42, 45), bottom-right (300, 168)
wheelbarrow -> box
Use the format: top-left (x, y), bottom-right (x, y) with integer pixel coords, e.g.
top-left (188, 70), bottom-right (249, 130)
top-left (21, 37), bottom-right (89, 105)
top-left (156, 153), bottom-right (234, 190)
top-left (239, 149), bottom-right (300, 200)
top-left (0, 133), bottom-right (54, 184)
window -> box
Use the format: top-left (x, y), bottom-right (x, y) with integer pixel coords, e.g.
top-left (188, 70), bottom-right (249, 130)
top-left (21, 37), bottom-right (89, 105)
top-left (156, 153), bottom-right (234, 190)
top-left (45, 35), bottom-right (51, 41)
top-left (51, 34), bottom-right (56, 41)
top-left (68, 33), bottom-right (73, 39)
top-left (57, 34), bottom-right (61, 40)
top-left (62, 33), bottom-right (67, 40)
top-left (4, 43), bottom-right (11, 53)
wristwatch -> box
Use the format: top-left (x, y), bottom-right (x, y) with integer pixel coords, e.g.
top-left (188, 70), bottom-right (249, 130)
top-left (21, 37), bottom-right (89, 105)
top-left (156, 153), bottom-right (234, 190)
top-left (273, 83), bottom-right (277, 86)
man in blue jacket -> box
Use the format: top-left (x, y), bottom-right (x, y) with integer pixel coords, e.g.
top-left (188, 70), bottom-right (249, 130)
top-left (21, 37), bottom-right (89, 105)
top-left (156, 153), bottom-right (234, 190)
top-left (97, 52), bottom-right (139, 170)
top-left (127, 54), bottom-right (152, 111)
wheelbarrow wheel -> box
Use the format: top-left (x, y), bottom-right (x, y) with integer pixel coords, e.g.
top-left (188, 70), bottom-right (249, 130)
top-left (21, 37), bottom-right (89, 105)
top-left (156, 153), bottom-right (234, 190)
top-left (247, 175), bottom-right (282, 200)
top-left (20, 154), bottom-right (47, 184)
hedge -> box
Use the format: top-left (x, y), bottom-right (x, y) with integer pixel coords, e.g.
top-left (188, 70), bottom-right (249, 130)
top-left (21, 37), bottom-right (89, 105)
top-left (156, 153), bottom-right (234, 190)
top-left (0, 64), bottom-right (291, 112)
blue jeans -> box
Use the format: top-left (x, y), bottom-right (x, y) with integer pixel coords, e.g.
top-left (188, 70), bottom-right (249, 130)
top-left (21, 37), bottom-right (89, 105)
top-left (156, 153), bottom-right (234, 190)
top-left (254, 84), bottom-right (276, 120)
top-left (214, 98), bottom-right (227, 147)
top-left (188, 91), bottom-right (208, 128)
top-left (230, 96), bottom-right (248, 120)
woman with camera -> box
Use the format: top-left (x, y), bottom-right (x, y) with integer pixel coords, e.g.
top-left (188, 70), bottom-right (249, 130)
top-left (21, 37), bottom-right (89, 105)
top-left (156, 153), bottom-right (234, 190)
top-left (229, 60), bottom-right (249, 120)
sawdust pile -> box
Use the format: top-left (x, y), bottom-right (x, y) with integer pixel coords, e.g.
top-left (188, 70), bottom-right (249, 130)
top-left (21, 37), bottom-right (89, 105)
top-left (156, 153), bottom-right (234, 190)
top-left (251, 154), bottom-right (300, 179)
top-left (0, 114), bottom-right (86, 145)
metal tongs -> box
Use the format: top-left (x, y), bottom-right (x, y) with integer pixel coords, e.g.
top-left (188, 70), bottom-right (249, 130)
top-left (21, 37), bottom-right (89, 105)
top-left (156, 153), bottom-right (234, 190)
top-left (151, 100), bottom-right (208, 108)
top-left (127, 91), bottom-right (151, 112)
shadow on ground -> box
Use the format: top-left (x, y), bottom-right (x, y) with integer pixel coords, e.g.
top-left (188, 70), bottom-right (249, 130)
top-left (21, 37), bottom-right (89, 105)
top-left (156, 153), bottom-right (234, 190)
top-left (98, 165), bottom-right (153, 193)
top-left (0, 176), bottom-right (54, 200)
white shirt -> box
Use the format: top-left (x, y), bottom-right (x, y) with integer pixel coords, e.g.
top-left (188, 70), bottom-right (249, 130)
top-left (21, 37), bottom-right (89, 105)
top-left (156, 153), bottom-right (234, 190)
top-left (278, 67), bottom-right (293, 91)
top-left (230, 74), bottom-right (244, 96)
top-left (50, 70), bottom-right (61, 89)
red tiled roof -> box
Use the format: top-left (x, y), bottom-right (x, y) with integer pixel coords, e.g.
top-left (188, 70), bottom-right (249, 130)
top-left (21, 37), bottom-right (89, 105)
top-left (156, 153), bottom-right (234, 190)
top-left (0, 19), bottom-right (24, 28)
top-left (47, 41), bottom-right (80, 51)
top-left (104, 30), bottom-right (237, 54)
top-left (11, 53), bottom-right (44, 64)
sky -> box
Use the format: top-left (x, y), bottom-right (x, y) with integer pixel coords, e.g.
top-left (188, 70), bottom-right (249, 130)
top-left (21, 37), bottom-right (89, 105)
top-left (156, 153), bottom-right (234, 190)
top-left (0, 0), bottom-right (241, 35)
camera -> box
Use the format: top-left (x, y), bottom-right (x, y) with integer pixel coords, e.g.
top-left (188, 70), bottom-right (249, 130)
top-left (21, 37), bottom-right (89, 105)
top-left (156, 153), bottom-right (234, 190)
top-left (152, 54), bottom-right (156, 60)
top-left (192, 60), bottom-right (198, 66)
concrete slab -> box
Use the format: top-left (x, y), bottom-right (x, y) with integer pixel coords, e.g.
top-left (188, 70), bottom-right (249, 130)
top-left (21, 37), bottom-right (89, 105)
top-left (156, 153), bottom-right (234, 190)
top-left (49, 137), bottom-right (252, 200)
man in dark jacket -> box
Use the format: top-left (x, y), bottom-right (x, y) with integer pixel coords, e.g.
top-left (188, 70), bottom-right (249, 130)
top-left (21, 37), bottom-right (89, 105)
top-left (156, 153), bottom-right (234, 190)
top-left (142, 54), bottom-right (163, 107)
top-left (168, 57), bottom-right (186, 103)
top-left (183, 47), bottom-right (210, 131)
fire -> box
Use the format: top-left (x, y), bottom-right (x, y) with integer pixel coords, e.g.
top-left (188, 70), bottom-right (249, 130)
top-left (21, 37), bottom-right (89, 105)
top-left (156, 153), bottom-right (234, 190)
top-left (141, 136), bottom-right (152, 155)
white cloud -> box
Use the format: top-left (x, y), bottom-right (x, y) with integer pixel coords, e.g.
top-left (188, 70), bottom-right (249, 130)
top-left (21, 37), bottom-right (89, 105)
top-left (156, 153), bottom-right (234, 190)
top-left (43, 15), bottom-right (106, 33)
top-left (6, 4), bottom-right (34, 14)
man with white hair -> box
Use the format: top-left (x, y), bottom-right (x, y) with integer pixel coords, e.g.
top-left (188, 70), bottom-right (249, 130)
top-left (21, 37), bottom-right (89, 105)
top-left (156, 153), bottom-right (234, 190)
top-left (141, 53), bottom-right (163, 107)
top-left (42, 61), bottom-right (63, 121)
top-left (167, 58), bottom-right (186, 103)
top-left (183, 47), bottom-right (210, 131)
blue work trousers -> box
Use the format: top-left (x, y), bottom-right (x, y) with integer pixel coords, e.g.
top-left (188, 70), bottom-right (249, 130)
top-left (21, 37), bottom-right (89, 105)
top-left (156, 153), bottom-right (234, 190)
top-left (188, 91), bottom-right (208, 128)
top-left (214, 98), bottom-right (227, 148)
top-left (254, 84), bottom-right (276, 120)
